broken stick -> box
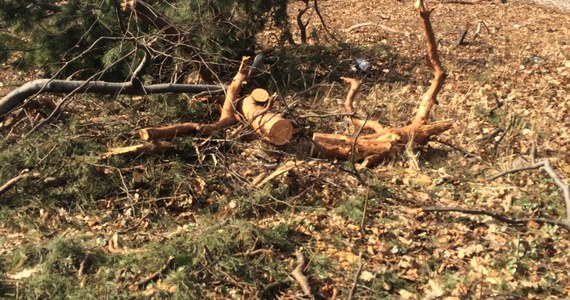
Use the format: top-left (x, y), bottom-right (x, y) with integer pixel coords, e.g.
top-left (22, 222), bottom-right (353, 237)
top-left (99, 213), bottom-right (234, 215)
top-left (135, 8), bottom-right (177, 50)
top-left (291, 249), bottom-right (313, 299)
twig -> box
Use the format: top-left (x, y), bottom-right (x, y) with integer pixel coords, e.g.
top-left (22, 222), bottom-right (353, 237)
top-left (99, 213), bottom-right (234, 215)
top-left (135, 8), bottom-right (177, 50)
top-left (0, 170), bottom-right (41, 197)
top-left (233, 248), bottom-right (273, 257)
top-left (347, 22), bottom-right (409, 35)
top-left (130, 44), bottom-right (153, 88)
top-left (492, 115), bottom-right (517, 159)
top-left (347, 252), bottom-right (364, 300)
top-left (433, 138), bottom-right (481, 159)
top-left (77, 254), bottom-right (89, 279)
top-left (291, 249), bottom-right (314, 299)
top-left (297, 112), bottom-right (356, 119)
top-left (426, 159), bottom-right (570, 232)
top-left (423, 206), bottom-right (570, 230)
top-left (488, 159), bottom-right (570, 219)
top-left (130, 256), bottom-right (174, 289)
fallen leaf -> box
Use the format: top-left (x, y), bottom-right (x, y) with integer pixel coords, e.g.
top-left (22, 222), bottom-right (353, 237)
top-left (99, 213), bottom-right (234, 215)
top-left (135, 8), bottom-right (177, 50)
top-left (359, 270), bottom-right (375, 282)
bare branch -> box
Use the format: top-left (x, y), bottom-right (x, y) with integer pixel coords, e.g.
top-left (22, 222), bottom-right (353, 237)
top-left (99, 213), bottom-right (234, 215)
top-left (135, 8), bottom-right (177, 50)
top-left (0, 79), bottom-right (223, 118)
top-left (423, 206), bottom-right (570, 231)
top-left (0, 170), bottom-right (41, 197)
top-left (291, 249), bottom-right (314, 299)
top-left (489, 160), bottom-right (570, 220)
top-left (427, 159), bottom-right (570, 233)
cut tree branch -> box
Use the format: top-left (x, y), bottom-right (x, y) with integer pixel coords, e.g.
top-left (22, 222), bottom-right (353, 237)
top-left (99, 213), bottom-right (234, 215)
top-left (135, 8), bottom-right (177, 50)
top-left (139, 57), bottom-right (293, 145)
top-left (341, 77), bottom-right (384, 134)
top-left (139, 56), bottom-right (251, 140)
top-left (310, 0), bottom-right (451, 166)
top-left (413, 0), bottom-right (447, 125)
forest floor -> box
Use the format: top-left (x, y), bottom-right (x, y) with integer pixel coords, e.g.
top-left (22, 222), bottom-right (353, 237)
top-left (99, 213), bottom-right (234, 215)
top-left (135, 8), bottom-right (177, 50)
top-left (1, 0), bottom-right (570, 299)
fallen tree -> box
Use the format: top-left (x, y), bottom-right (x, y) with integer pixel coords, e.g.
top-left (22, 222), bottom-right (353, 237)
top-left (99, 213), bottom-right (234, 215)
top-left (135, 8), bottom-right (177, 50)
top-left (310, 0), bottom-right (452, 166)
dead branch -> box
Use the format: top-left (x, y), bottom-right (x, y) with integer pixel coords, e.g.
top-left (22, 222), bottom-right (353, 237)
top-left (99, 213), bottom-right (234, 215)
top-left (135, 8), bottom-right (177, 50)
top-left (0, 170), bottom-right (41, 197)
top-left (130, 256), bottom-right (175, 289)
top-left (423, 206), bottom-right (570, 230)
top-left (100, 141), bottom-right (175, 159)
top-left (489, 159), bottom-right (570, 220)
top-left (233, 248), bottom-right (273, 257)
top-left (346, 22), bottom-right (410, 35)
top-left (347, 252), bottom-right (364, 300)
top-left (425, 159), bottom-right (570, 232)
top-left (0, 79), bottom-right (223, 119)
top-left (310, 0), bottom-right (451, 166)
top-left (291, 249), bottom-right (314, 299)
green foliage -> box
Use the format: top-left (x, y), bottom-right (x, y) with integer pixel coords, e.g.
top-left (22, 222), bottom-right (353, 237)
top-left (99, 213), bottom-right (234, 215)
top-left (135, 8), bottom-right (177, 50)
top-left (0, 0), bottom-right (292, 81)
top-left (334, 194), bottom-right (365, 224)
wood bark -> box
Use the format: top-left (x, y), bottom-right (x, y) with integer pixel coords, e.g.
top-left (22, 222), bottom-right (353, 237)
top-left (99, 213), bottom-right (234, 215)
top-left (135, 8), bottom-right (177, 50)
top-left (0, 79), bottom-right (223, 119)
top-left (311, 0), bottom-right (452, 166)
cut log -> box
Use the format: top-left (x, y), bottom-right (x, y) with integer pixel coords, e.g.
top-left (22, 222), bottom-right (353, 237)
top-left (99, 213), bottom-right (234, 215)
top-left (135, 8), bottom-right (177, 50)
top-left (311, 120), bottom-right (452, 161)
top-left (250, 88), bottom-right (270, 103)
top-left (239, 89), bottom-right (293, 145)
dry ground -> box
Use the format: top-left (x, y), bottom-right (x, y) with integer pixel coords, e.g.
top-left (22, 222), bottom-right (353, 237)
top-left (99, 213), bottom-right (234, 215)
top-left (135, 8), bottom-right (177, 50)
top-left (1, 0), bottom-right (570, 299)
